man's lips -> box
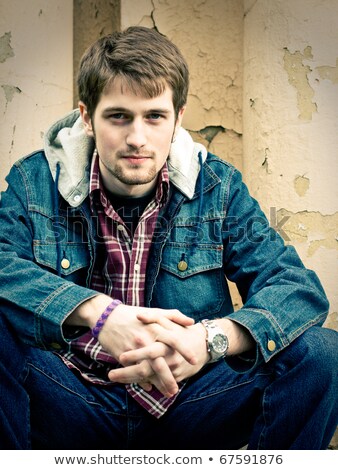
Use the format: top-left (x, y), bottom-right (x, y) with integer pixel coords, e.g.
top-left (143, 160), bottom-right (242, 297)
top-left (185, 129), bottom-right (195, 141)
top-left (121, 155), bottom-right (152, 164)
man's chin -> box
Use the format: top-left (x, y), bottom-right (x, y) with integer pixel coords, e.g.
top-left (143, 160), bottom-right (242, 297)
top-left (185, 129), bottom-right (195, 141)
top-left (116, 171), bottom-right (158, 187)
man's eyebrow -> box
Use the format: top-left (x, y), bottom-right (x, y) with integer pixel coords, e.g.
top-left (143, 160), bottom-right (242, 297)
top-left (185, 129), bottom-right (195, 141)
top-left (146, 108), bottom-right (172, 114)
top-left (101, 106), bottom-right (172, 115)
top-left (101, 107), bottom-right (129, 114)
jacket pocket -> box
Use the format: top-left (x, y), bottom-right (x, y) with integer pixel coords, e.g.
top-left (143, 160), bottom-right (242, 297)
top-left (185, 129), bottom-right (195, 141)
top-left (161, 242), bottom-right (223, 278)
top-left (153, 243), bottom-right (231, 320)
top-left (33, 241), bottom-right (90, 277)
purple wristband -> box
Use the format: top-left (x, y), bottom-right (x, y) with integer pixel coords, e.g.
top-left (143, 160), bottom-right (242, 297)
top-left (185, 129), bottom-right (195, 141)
top-left (91, 299), bottom-right (122, 339)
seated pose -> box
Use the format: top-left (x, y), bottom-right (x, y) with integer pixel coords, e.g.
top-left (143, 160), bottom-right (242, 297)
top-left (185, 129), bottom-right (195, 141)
top-left (0, 26), bottom-right (337, 450)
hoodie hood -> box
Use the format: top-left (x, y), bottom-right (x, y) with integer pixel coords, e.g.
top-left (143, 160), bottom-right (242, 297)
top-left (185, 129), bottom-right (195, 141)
top-left (44, 109), bottom-right (207, 207)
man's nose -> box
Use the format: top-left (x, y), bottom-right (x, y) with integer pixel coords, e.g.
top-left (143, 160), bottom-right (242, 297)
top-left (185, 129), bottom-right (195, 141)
top-left (126, 119), bottom-right (147, 149)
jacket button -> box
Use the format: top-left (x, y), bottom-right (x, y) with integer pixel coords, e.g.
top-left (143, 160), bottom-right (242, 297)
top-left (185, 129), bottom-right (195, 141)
top-left (177, 260), bottom-right (188, 271)
top-left (50, 342), bottom-right (62, 350)
top-left (61, 258), bottom-right (70, 269)
top-left (267, 340), bottom-right (276, 352)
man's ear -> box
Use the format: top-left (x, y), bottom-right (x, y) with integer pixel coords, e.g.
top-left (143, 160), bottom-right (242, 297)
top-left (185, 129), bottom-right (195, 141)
top-left (176, 106), bottom-right (186, 127)
top-left (78, 101), bottom-right (94, 137)
top-left (173, 106), bottom-right (186, 139)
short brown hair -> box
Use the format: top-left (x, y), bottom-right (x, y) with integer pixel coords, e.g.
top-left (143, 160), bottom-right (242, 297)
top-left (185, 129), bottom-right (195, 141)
top-left (77, 26), bottom-right (189, 119)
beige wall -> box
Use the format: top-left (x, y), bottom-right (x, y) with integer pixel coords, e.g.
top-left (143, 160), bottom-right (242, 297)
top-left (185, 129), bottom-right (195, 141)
top-left (120, 0), bottom-right (338, 330)
top-left (1, 0), bottom-right (337, 327)
top-left (243, 0), bottom-right (338, 331)
top-left (73, 0), bottom-right (120, 107)
top-left (120, 0), bottom-right (244, 308)
top-left (0, 0), bottom-right (337, 448)
top-left (121, 0), bottom-right (244, 173)
top-left (0, 0), bottom-right (73, 187)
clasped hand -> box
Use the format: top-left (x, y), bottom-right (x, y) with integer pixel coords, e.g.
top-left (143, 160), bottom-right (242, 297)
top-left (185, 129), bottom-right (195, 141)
top-left (97, 305), bottom-right (209, 398)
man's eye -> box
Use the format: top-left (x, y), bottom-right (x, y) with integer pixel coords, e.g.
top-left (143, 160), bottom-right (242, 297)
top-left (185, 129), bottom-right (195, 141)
top-left (111, 113), bottom-right (127, 120)
top-left (147, 113), bottom-right (162, 120)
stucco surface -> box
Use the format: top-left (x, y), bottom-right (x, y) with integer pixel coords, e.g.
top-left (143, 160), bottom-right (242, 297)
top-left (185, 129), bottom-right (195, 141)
top-left (121, 0), bottom-right (244, 172)
top-left (1, 0), bottom-right (336, 328)
top-left (243, 0), bottom-right (338, 331)
top-left (73, 0), bottom-right (120, 106)
top-left (0, 0), bottom-right (337, 448)
top-left (0, 1), bottom-right (73, 188)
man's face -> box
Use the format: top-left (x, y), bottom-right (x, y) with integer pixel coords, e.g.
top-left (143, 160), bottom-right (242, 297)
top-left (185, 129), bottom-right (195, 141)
top-left (80, 77), bottom-right (185, 197)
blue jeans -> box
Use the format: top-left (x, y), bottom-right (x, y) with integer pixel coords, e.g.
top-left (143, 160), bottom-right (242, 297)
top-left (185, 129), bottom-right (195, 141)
top-left (0, 314), bottom-right (337, 450)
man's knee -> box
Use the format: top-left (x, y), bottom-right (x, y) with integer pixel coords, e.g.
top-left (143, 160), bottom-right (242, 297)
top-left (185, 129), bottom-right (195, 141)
top-left (296, 326), bottom-right (337, 358)
top-left (287, 326), bottom-right (338, 381)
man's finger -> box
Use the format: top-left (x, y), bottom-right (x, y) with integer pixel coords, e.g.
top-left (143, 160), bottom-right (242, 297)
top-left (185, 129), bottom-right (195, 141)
top-left (137, 310), bottom-right (194, 327)
top-left (108, 358), bottom-right (178, 398)
top-left (150, 357), bottom-right (179, 396)
top-left (138, 381), bottom-right (153, 392)
top-left (108, 361), bottom-right (152, 383)
top-left (119, 343), bottom-right (169, 366)
top-left (156, 330), bottom-right (198, 365)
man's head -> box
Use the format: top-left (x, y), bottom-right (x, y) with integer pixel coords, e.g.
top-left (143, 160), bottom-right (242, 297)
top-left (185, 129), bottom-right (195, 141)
top-left (78, 27), bottom-right (189, 198)
top-left (77, 26), bottom-right (189, 120)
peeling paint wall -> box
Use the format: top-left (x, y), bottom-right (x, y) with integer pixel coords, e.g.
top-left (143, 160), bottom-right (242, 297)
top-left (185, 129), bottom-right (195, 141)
top-left (0, 0), bottom-right (336, 449)
top-left (120, 0), bottom-right (337, 331)
top-left (0, 32), bottom-right (15, 63)
top-left (0, 1), bottom-right (73, 190)
top-left (121, 0), bottom-right (244, 172)
top-left (1, 1), bottom-right (336, 331)
top-left (243, 0), bottom-right (338, 331)
top-left (283, 46), bottom-right (317, 121)
top-left (0, 0), bottom-right (336, 446)
top-left (1, 0), bottom-right (336, 323)
top-left (73, 0), bottom-right (120, 107)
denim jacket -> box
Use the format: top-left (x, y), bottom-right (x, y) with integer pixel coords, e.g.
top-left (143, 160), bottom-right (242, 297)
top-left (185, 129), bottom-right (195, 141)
top-left (0, 110), bottom-right (329, 370)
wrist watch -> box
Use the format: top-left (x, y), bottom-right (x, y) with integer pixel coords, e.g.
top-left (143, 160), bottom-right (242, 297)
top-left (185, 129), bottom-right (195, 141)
top-left (201, 319), bottom-right (229, 363)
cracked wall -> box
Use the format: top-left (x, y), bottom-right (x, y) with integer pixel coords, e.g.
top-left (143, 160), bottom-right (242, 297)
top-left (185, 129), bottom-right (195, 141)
top-left (1, 0), bottom-right (337, 333)
top-left (0, 0), bottom-right (336, 447)
top-left (73, 0), bottom-right (120, 107)
top-left (277, 208), bottom-right (338, 334)
top-left (243, 0), bottom-right (338, 331)
top-left (0, 1), bottom-right (73, 188)
top-left (121, 0), bottom-right (244, 172)
top-left (121, 0), bottom-right (337, 329)
top-left (120, 0), bottom-right (243, 306)
top-left (283, 46), bottom-right (317, 121)
top-left (0, 32), bottom-right (15, 63)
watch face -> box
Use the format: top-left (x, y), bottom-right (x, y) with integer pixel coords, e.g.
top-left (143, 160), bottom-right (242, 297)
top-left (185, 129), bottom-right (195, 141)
top-left (213, 334), bottom-right (228, 354)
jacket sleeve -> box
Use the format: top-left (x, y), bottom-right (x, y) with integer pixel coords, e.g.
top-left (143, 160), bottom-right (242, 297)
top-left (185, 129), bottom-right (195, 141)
top-left (223, 168), bottom-right (329, 367)
top-left (0, 163), bottom-right (98, 350)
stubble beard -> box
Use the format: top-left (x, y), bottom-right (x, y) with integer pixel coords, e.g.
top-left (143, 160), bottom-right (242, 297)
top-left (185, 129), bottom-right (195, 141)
top-left (103, 158), bottom-right (159, 187)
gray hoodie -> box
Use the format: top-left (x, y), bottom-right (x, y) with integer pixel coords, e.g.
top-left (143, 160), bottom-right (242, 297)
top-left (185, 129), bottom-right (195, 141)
top-left (43, 109), bottom-right (207, 207)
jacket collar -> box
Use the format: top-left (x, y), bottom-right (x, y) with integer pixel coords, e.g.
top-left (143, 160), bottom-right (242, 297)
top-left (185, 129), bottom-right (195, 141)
top-left (44, 109), bottom-right (207, 208)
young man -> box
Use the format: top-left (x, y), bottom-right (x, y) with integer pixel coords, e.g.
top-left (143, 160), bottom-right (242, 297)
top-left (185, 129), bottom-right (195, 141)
top-left (0, 26), bottom-right (337, 450)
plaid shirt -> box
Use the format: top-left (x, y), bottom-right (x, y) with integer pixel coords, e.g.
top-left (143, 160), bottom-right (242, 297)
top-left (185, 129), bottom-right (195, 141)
top-left (58, 151), bottom-right (183, 418)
